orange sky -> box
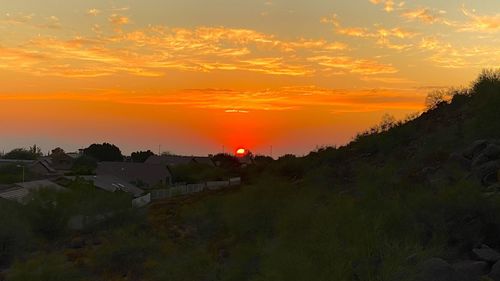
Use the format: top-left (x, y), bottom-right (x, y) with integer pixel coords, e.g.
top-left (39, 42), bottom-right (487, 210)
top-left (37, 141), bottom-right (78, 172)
top-left (0, 0), bottom-right (498, 156)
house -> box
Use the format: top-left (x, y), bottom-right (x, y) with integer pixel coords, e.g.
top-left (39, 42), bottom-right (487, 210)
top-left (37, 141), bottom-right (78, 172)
top-left (96, 162), bottom-right (172, 187)
top-left (29, 159), bottom-right (58, 176)
top-left (0, 159), bottom-right (58, 178)
top-left (0, 179), bottom-right (66, 203)
top-left (145, 155), bottom-right (215, 167)
top-left (192, 156), bottom-right (215, 167)
top-left (66, 175), bottom-right (145, 197)
top-left (145, 155), bottom-right (195, 166)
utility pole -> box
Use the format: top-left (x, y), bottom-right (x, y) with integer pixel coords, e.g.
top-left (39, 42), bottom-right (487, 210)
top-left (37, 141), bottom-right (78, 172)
top-left (222, 145), bottom-right (225, 154)
top-left (158, 144), bottom-right (161, 155)
top-left (270, 145), bottom-right (273, 158)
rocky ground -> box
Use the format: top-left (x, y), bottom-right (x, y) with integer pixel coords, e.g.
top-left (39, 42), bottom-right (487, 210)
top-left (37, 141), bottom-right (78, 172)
top-left (419, 139), bottom-right (500, 281)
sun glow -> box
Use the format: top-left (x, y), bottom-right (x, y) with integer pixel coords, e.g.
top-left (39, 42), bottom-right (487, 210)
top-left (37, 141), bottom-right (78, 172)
top-left (236, 148), bottom-right (247, 156)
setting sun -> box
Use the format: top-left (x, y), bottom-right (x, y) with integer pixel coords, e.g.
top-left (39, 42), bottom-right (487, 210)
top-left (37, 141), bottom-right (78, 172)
top-left (236, 148), bottom-right (247, 156)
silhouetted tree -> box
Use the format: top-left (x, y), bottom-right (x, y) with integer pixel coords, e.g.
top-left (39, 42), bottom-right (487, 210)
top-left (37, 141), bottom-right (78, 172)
top-left (29, 145), bottom-right (43, 158)
top-left (425, 90), bottom-right (449, 110)
top-left (379, 114), bottom-right (396, 132)
top-left (131, 150), bottom-right (155, 163)
top-left (51, 147), bottom-right (65, 155)
top-left (253, 155), bottom-right (274, 165)
top-left (71, 155), bottom-right (98, 175)
top-left (83, 143), bottom-right (123, 162)
top-left (473, 69), bottom-right (500, 95)
top-left (212, 153), bottom-right (241, 169)
top-left (3, 148), bottom-right (40, 160)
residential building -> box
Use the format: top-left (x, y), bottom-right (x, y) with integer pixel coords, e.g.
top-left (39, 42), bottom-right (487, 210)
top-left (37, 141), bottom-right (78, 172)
top-left (96, 162), bottom-right (172, 187)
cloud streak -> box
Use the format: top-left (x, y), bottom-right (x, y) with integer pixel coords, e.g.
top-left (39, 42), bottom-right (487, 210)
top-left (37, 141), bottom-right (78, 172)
top-left (0, 20), bottom-right (398, 79)
top-left (0, 86), bottom-right (426, 114)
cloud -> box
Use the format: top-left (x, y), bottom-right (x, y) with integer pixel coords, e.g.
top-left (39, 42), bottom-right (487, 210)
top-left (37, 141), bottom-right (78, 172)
top-left (360, 76), bottom-right (413, 84)
top-left (401, 8), bottom-right (443, 24)
top-left (0, 87), bottom-right (425, 114)
top-left (38, 16), bottom-right (61, 29)
top-left (459, 5), bottom-right (500, 33)
top-left (0, 46), bottom-right (48, 68)
top-left (324, 15), bottom-right (415, 50)
top-left (336, 25), bottom-right (416, 40)
top-left (1, 12), bottom-right (34, 25)
top-left (401, 5), bottom-right (499, 33)
top-left (0, 25), bottom-right (354, 78)
top-left (417, 36), bottom-right (500, 68)
top-left (108, 14), bottom-right (130, 31)
top-left (369, 0), bottom-right (404, 13)
top-left (225, 109), bottom-right (250, 113)
top-left (87, 9), bottom-right (101, 16)
top-left (308, 56), bottom-right (398, 75)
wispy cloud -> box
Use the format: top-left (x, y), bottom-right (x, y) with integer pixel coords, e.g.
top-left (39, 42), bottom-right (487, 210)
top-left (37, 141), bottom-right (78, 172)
top-left (459, 5), bottom-right (500, 33)
top-left (1, 12), bottom-right (34, 25)
top-left (417, 36), bottom-right (500, 68)
top-left (369, 0), bottom-right (404, 13)
top-left (308, 56), bottom-right (398, 75)
top-left (401, 8), bottom-right (447, 24)
top-left (0, 22), bottom-right (366, 78)
top-left (323, 14), bottom-right (415, 50)
top-left (87, 9), bottom-right (101, 16)
top-left (0, 87), bottom-right (426, 113)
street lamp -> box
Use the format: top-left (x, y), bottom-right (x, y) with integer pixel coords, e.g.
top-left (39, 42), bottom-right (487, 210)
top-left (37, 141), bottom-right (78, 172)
top-left (16, 165), bottom-right (25, 183)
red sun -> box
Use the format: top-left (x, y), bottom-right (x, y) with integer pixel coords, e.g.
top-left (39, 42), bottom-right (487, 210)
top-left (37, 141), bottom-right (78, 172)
top-left (236, 148), bottom-right (247, 156)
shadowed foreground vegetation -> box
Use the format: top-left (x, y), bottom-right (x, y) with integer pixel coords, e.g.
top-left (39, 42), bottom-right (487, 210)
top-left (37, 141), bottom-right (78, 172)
top-left (0, 70), bottom-right (499, 281)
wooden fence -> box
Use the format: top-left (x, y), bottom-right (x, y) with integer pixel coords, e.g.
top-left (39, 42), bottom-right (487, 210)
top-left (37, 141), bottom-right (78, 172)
top-left (151, 177), bottom-right (241, 200)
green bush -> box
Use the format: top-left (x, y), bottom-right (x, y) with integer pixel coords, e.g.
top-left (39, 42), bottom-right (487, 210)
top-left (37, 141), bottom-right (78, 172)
top-left (7, 254), bottom-right (84, 281)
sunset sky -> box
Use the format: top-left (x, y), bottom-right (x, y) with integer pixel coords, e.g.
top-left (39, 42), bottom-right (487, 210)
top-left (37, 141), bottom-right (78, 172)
top-left (1, 0), bottom-right (499, 156)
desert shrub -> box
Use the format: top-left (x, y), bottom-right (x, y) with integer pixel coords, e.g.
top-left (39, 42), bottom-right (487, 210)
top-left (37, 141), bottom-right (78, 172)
top-left (0, 201), bottom-right (32, 266)
top-left (7, 253), bottom-right (84, 281)
top-left (272, 154), bottom-right (305, 179)
top-left (170, 163), bottom-right (228, 183)
top-left (89, 229), bottom-right (160, 280)
top-left (23, 189), bottom-right (71, 240)
top-left (148, 243), bottom-right (217, 281)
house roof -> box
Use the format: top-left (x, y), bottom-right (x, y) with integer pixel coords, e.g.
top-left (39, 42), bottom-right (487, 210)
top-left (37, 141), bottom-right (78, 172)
top-left (96, 161), bottom-right (171, 186)
top-left (0, 180), bottom-right (66, 203)
top-left (144, 155), bottom-right (195, 166)
top-left (0, 159), bottom-right (35, 165)
top-left (145, 155), bottom-right (214, 166)
top-left (32, 159), bottom-right (58, 173)
top-left (192, 156), bottom-right (215, 166)
top-left (42, 153), bottom-right (74, 171)
top-left (77, 175), bottom-right (144, 197)
top-left (15, 180), bottom-right (65, 191)
top-left (0, 187), bottom-right (30, 203)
